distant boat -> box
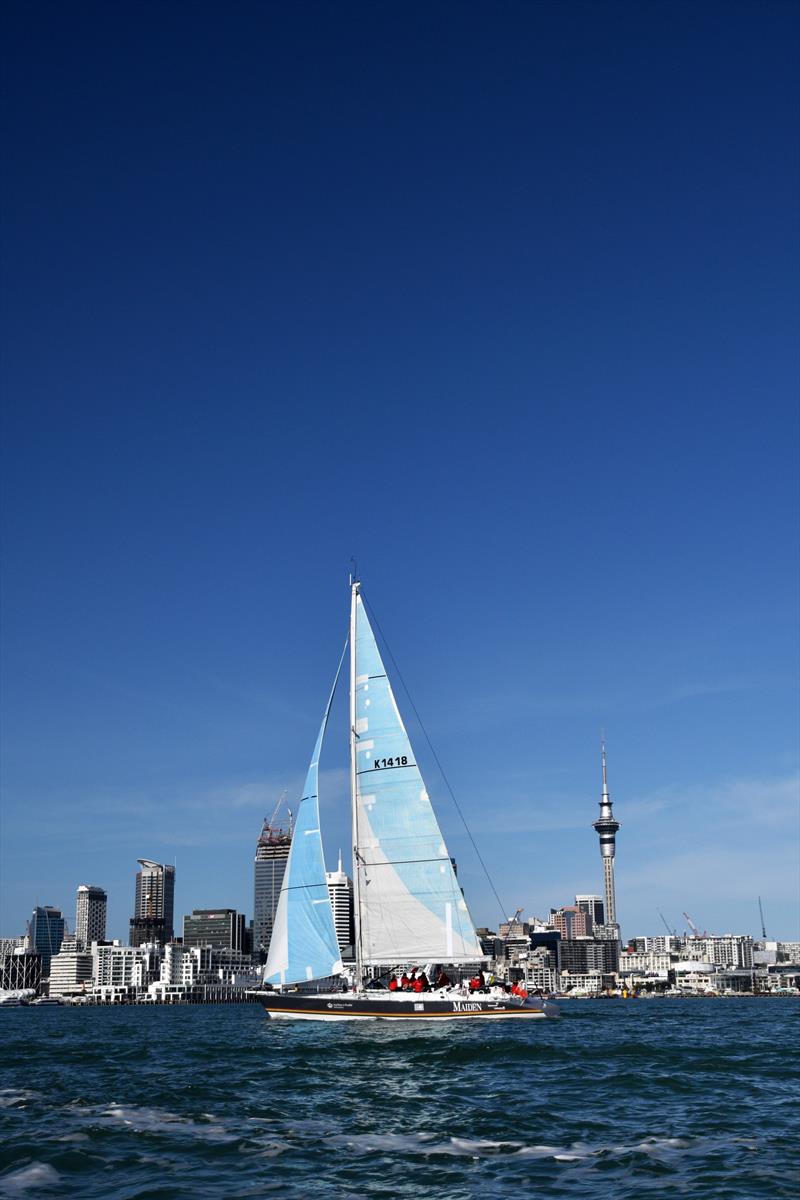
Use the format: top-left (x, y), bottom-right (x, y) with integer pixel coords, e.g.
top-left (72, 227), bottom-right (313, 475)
top-left (251, 579), bottom-right (558, 1022)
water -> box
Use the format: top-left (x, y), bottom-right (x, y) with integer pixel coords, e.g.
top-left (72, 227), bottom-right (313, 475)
top-left (1, 998), bottom-right (797, 1198)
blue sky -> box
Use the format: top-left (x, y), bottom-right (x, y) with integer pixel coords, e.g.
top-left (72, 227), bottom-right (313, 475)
top-left (1, 2), bottom-right (798, 944)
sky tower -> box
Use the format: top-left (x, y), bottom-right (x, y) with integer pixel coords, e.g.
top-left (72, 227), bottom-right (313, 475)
top-left (593, 741), bottom-right (620, 930)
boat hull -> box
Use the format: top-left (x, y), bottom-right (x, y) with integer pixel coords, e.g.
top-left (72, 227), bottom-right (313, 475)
top-left (251, 991), bottom-right (559, 1021)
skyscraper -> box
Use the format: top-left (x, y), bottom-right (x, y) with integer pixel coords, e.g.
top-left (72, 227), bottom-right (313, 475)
top-left (575, 894), bottom-right (605, 930)
top-left (29, 906), bottom-right (65, 975)
top-left (592, 741), bottom-right (620, 934)
top-left (253, 818), bottom-right (291, 959)
top-left (326, 852), bottom-right (354, 959)
top-left (549, 905), bottom-right (590, 939)
top-left (76, 885), bottom-right (107, 948)
top-left (129, 860), bottom-right (175, 946)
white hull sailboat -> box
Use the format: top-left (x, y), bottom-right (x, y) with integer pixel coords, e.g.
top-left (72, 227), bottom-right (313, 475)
top-left (251, 580), bottom-right (558, 1022)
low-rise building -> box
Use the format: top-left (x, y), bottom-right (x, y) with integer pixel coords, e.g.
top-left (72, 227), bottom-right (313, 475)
top-left (92, 942), bottom-right (162, 990)
top-left (618, 951), bottom-right (671, 977)
top-left (561, 971), bottom-right (603, 995)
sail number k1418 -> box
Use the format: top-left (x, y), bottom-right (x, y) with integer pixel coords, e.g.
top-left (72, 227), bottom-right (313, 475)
top-left (373, 756), bottom-right (408, 769)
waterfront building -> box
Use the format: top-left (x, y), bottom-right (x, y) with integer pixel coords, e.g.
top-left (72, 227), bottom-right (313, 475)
top-left (49, 948), bottom-right (93, 995)
top-left (575, 895), bottom-right (604, 930)
top-left (29, 906), bottom-right (65, 975)
top-left (182, 909), bottom-right (246, 951)
top-left (683, 935), bottom-right (754, 970)
top-left (253, 818), bottom-right (291, 959)
top-left (204, 947), bottom-right (261, 987)
top-left (160, 944), bottom-right (209, 987)
top-left (592, 741), bottom-right (620, 936)
top-left (92, 941), bottom-right (162, 989)
top-left (76, 885), bottom-right (107, 948)
top-left (92, 943), bottom-right (144, 989)
top-left (129, 860), bottom-right (176, 946)
top-left (520, 964), bottom-right (560, 993)
top-left (325, 854), bottom-right (355, 958)
top-left (618, 951), bottom-right (672, 978)
top-left (0, 948), bottom-right (42, 993)
top-left (561, 970), bottom-right (603, 995)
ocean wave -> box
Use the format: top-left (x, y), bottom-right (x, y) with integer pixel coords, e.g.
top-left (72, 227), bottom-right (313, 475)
top-left (0, 1163), bottom-right (60, 1195)
top-left (0, 1092), bottom-right (39, 1110)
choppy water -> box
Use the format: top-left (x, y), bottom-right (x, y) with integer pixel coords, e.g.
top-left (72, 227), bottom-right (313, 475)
top-left (1, 998), bottom-right (798, 1198)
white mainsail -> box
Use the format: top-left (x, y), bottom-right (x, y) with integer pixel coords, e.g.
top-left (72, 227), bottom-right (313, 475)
top-left (350, 585), bottom-right (483, 965)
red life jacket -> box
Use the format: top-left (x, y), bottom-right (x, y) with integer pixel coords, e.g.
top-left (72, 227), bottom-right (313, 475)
top-left (412, 978), bottom-right (424, 992)
top-left (389, 978), bottom-right (398, 991)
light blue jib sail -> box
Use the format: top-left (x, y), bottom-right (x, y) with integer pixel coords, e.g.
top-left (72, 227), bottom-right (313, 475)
top-left (264, 650), bottom-right (346, 987)
top-left (353, 591), bottom-right (483, 964)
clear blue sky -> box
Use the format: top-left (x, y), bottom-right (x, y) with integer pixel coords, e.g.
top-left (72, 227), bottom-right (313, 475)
top-left (2, 2), bottom-right (798, 944)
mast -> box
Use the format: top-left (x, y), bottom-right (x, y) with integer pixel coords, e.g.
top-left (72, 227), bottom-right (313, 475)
top-left (349, 576), bottom-right (364, 988)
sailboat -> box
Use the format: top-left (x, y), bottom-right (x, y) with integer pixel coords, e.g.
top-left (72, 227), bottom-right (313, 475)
top-left (252, 580), bottom-right (558, 1021)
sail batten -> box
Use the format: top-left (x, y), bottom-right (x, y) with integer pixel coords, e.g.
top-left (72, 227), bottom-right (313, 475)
top-left (351, 590), bottom-right (483, 965)
top-left (263, 646), bottom-right (347, 987)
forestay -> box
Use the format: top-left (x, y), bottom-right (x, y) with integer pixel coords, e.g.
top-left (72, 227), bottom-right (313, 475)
top-left (264, 650), bottom-right (345, 987)
top-left (352, 592), bottom-right (483, 964)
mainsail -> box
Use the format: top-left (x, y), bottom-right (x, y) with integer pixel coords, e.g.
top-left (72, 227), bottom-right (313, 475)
top-left (264, 650), bottom-right (346, 986)
top-left (351, 587), bottom-right (483, 964)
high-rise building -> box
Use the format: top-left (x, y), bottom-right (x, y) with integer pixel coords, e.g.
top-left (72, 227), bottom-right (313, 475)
top-left (592, 741), bottom-right (620, 934)
top-left (29, 906), bottom-right (65, 975)
top-left (182, 909), bottom-right (246, 951)
top-left (549, 906), bottom-right (589, 939)
top-left (560, 937), bottom-right (619, 975)
top-left (575, 894), bottom-right (604, 930)
top-left (129, 860), bottom-right (175, 946)
top-left (253, 818), bottom-right (291, 959)
top-left (326, 853), bottom-right (354, 959)
top-left (76, 885), bottom-right (107, 948)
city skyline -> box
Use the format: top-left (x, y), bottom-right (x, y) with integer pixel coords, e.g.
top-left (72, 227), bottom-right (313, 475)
top-left (1, 4), bottom-right (797, 943)
top-left (4, 750), bottom-right (796, 943)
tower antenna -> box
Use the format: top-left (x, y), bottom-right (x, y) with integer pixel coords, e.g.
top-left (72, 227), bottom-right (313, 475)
top-left (593, 736), bottom-right (620, 932)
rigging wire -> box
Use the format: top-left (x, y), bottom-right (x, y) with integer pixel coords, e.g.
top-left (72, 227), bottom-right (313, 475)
top-left (361, 591), bottom-right (511, 925)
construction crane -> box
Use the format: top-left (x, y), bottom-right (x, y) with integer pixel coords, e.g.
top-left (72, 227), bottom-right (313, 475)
top-left (758, 896), bottom-right (767, 940)
top-left (258, 790), bottom-right (291, 848)
top-left (267, 789), bottom-right (288, 831)
top-left (682, 911), bottom-right (707, 938)
top-left (657, 909), bottom-right (676, 937)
